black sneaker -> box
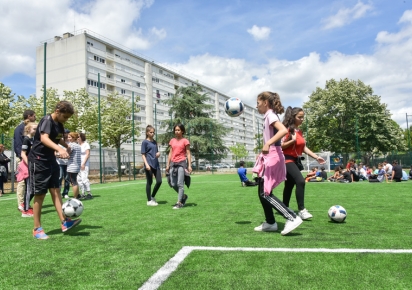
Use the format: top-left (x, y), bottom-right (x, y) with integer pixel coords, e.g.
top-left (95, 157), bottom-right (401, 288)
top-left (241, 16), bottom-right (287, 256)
top-left (78, 194), bottom-right (86, 200)
top-left (85, 194), bottom-right (93, 200)
top-left (182, 194), bottom-right (188, 205)
top-left (173, 203), bottom-right (183, 209)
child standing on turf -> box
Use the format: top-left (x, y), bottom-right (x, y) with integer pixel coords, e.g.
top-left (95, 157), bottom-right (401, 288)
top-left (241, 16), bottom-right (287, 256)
top-left (253, 91), bottom-right (303, 236)
top-left (166, 124), bottom-right (192, 209)
top-left (141, 125), bottom-right (162, 206)
top-left (20, 122), bottom-right (37, 217)
top-left (67, 132), bottom-right (82, 199)
top-left (28, 101), bottom-right (81, 240)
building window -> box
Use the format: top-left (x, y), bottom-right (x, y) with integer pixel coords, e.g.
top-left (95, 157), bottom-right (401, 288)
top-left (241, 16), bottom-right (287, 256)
top-left (121, 89), bottom-right (126, 94)
top-left (152, 77), bottom-right (159, 83)
top-left (136, 82), bottom-right (140, 87)
top-left (156, 90), bottom-right (160, 98)
top-left (121, 79), bottom-right (125, 83)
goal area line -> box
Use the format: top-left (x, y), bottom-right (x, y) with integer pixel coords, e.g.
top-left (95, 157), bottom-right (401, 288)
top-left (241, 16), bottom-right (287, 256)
top-left (139, 246), bottom-right (412, 290)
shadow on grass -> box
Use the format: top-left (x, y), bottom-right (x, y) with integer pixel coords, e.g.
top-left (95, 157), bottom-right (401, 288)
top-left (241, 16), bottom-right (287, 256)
top-left (46, 224), bottom-right (103, 237)
top-left (235, 221), bottom-right (252, 224)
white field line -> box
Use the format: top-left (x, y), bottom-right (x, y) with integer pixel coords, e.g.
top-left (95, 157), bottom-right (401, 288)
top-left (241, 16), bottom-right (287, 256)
top-left (139, 246), bottom-right (412, 290)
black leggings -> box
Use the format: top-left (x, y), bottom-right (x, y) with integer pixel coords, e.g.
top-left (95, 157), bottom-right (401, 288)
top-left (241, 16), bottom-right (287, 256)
top-left (145, 167), bottom-right (162, 201)
top-left (257, 178), bottom-right (296, 223)
top-left (283, 162), bottom-right (306, 211)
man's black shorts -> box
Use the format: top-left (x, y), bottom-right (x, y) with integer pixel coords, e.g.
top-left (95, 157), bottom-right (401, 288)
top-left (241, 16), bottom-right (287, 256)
top-left (29, 159), bottom-right (60, 195)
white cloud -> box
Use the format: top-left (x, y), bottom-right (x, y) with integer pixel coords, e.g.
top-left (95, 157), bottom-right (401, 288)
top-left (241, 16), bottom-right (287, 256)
top-left (0, 0), bottom-right (162, 79)
top-left (322, 1), bottom-right (373, 30)
top-left (247, 25), bottom-right (271, 41)
top-left (167, 11), bottom-right (412, 127)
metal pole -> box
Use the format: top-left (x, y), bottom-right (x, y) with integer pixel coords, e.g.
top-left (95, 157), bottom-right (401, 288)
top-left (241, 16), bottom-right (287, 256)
top-left (43, 42), bottom-right (47, 116)
top-left (407, 113), bottom-right (412, 165)
top-left (154, 103), bottom-right (157, 140)
top-left (356, 116), bottom-right (360, 161)
top-left (210, 122), bottom-right (213, 175)
top-left (98, 73), bottom-right (102, 183)
top-left (132, 92), bottom-right (136, 180)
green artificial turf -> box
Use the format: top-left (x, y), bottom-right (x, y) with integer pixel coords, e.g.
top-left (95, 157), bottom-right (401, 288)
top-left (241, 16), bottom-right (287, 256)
top-left (0, 174), bottom-right (411, 289)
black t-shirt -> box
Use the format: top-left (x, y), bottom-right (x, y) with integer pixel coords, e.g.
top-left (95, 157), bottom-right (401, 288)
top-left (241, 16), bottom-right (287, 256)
top-left (28, 114), bottom-right (64, 162)
top-left (343, 171), bottom-right (352, 182)
top-left (22, 136), bottom-right (34, 157)
top-left (392, 165), bottom-right (403, 179)
top-left (320, 171), bottom-right (327, 180)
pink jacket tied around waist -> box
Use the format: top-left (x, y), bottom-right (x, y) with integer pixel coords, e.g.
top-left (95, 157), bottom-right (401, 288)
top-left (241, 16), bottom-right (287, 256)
top-left (253, 146), bottom-right (286, 195)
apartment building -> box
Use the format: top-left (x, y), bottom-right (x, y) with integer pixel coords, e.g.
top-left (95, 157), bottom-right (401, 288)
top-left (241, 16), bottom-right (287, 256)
top-left (36, 29), bottom-right (261, 161)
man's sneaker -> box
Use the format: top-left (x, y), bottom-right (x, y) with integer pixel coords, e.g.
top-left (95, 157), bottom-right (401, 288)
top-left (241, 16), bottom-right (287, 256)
top-left (33, 227), bottom-right (49, 240)
top-left (298, 209), bottom-right (313, 220)
top-left (173, 203), bottom-right (183, 209)
top-left (242, 182), bottom-right (246, 187)
top-left (85, 194), bottom-right (93, 200)
top-left (151, 197), bottom-right (156, 203)
top-left (22, 210), bottom-right (34, 217)
top-left (18, 203), bottom-right (24, 212)
top-left (281, 216), bottom-right (303, 236)
top-left (78, 194), bottom-right (86, 200)
top-left (64, 195), bottom-right (69, 199)
top-left (254, 222), bottom-right (278, 232)
top-left (61, 218), bottom-right (82, 232)
top-left (147, 200), bottom-right (158, 206)
top-left (182, 194), bottom-right (188, 205)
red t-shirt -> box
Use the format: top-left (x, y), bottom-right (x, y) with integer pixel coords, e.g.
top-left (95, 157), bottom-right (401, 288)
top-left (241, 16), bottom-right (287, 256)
top-left (282, 129), bottom-right (305, 164)
top-left (169, 138), bottom-right (190, 162)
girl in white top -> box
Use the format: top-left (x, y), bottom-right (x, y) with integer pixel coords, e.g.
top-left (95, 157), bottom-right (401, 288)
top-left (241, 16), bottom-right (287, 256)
top-left (77, 133), bottom-right (92, 199)
top-left (67, 132), bottom-right (81, 199)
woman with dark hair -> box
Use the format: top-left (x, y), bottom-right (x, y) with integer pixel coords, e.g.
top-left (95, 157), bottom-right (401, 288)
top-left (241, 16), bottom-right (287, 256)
top-left (166, 124), bottom-right (192, 209)
top-left (281, 107), bottom-right (325, 220)
top-left (141, 125), bottom-right (162, 206)
top-left (0, 144), bottom-right (11, 197)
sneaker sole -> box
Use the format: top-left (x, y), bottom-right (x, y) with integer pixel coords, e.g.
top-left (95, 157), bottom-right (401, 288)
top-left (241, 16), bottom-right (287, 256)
top-left (281, 219), bottom-right (303, 236)
top-left (62, 219), bottom-right (82, 233)
top-left (299, 214), bottom-right (313, 220)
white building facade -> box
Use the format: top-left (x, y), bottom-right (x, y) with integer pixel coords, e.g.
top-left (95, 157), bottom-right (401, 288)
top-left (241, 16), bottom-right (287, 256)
top-left (36, 29), bottom-right (262, 162)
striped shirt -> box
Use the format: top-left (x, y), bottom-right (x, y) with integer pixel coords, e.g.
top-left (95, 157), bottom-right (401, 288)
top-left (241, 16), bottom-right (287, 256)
top-left (67, 142), bottom-right (81, 173)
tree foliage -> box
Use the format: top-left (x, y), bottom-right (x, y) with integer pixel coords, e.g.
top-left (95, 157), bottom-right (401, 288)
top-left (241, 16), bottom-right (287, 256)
top-left (0, 83), bottom-right (25, 137)
top-left (229, 143), bottom-right (248, 161)
top-left (303, 78), bottom-right (406, 164)
top-left (159, 85), bottom-right (228, 165)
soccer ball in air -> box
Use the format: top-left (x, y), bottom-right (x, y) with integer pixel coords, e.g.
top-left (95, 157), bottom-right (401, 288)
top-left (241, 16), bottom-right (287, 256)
top-left (62, 198), bottom-right (84, 217)
top-left (328, 205), bottom-right (347, 223)
top-left (225, 97), bottom-right (244, 117)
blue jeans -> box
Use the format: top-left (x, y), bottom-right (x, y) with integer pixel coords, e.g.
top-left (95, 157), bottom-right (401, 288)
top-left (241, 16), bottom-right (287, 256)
top-left (59, 165), bottom-right (70, 196)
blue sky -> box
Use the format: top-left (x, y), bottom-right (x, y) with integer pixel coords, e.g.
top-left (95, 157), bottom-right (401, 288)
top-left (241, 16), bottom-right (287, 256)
top-left (1, 0), bottom-right (412, 126)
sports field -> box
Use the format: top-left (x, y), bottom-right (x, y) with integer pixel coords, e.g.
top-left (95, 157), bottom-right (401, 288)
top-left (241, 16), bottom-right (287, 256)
top-left (1, 174), bottom-right (411, 289)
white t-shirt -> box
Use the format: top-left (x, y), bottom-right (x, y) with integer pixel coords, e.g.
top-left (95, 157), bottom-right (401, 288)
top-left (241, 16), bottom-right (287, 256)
top-left (385, 163), bottom-right (392, 174)
top-left (80, 142), bottom-right (91, 167)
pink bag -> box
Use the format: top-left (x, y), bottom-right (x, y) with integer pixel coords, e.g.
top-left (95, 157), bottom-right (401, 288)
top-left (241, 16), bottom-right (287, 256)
top-left (16, 161), bottom-right (29, 182)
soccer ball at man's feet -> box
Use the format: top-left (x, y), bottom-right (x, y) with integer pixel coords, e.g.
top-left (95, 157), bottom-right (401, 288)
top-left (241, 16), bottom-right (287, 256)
top-left (62, 198), bottom-right (84, 217)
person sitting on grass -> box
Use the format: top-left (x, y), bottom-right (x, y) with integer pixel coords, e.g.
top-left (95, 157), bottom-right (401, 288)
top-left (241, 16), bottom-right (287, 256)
top-left (369, 163), bottom-right (388, 183)
top-left (237, 161), bottom-right (257, 186)
top-left (350, 164), bottom-right (360, 182)
top-left (305, 167), bottom-right (318, 182)
top-left (390, 160), bottom-right (403, 183)
top-left (319, 166), bottom-right (328, 181)
top-left (336, 168), bottom-right (352, 183)
top-left (328, 166), bottom-right (342, 182)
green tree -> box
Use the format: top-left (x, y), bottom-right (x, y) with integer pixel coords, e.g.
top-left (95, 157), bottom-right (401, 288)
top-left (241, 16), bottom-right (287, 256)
top-left (303, 78), bottom-right (406, 165)
top-left (229, 143), bottom-right (248, 163)
top-left (26, 87), bottom-right (61, 117)
top-left (100, 92), bottom-right (140, 177)
top-left (0, 83), bottom-right (21, 143)
top-left (253, 133), bottom-right (263, 154)
top-left (63, 88), bottom-right (99, 142)
top-left (159, 85), bottom-right (228, 168)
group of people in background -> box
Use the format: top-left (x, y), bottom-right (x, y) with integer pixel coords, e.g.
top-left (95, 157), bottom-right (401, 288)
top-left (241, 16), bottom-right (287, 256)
top-left (327, 159), bottom-right (411, 183)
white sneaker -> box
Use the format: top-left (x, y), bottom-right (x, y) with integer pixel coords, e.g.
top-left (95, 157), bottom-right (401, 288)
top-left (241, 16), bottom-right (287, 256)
top-left (151, 197), bottom-right (156, 203)
top-left (298, 209), bottom-right (313, 220)
top-left (147, 200), bottom-right (158, 206)
top-left (254, 222), bottom-right (278, 232)
top-left (242, 182), bottom-right (246, 187)
top-left (64, 195), bottom-right (69, 199)
top-left (281, 216), bottom-right (303, 236)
